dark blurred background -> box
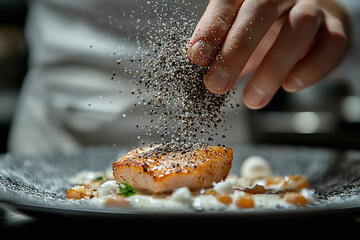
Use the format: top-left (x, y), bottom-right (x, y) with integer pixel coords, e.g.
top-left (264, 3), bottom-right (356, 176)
top-left (246, 82), bottom-right (360, 149)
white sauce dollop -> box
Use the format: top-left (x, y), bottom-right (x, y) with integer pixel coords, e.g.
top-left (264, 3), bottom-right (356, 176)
top-left (213, 181), bottom-right (233, 195)
top-left (240, 155), bottom-right (272, 180)
top-left (98, 180), bottom-right (118, 197)
top-left (170, 187), bottom-right (193, 203)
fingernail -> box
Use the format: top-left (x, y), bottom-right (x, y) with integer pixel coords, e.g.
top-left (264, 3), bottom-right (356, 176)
top-left (205, 68), bottom-right (230, 93)
top-left (283, 78), bottom-right (304, 92)
top-left (190, 40), bottom-right (214, 65)
top-left (243, 85), bottom-right (266, 108)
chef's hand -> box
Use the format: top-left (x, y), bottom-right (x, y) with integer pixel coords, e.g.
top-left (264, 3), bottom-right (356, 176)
top-left (188, 0), bottom-right (350, 109)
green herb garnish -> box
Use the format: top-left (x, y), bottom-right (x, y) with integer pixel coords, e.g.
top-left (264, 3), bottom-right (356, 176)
top-left (94, 176), bottom-right (104, 182)
top-left (118, 181), bottom-right (136, 197)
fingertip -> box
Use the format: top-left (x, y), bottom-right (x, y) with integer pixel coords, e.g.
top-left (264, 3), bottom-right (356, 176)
top-left (187, 40), bottom-right (215, 66)
top-left (242, 85), bottom-right (270, 110)
top-left (282, 77), bottom-right (304, 93)
top-left (203, 67), bottom-right (231, 94)
top-left (203, 75), bottom-right (223, 94)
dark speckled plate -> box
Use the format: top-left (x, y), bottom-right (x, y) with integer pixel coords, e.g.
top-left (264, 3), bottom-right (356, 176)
top-left (0, 145), bottom-right (359, 222)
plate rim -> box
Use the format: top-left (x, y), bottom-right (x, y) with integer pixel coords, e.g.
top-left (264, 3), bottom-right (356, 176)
top-left (1, 196), bottom-right (360, 221)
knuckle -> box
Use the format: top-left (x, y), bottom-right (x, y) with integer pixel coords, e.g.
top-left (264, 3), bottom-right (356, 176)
top-left (324, 16), bottom-right (349, 51)
top-left (224, 33), bottom-right (243, 53)
top-left (245, 0), bottom-right (279, 21)
top-left (330, 19), bottom-right (348, 41)
top-left (203, 6), bottom-right (234, 39)
top-left (253, 0), bottom-right (277, 9)
top-left (216, 11), bottom-right (232, 29)
top-left (203, 13), bottom-right (231, 44)
top-left (208, 2), bottom-right (236, 27)
top-left (292, 8), bottom-right (322, 27)
top-left (290, 5), bottom-right (323, 34)
top-left (252, 0), bottom-right (278, 14)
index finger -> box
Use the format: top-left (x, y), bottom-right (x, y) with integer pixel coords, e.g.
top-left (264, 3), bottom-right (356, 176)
top-left (187, 0), bottom-right (244, 66)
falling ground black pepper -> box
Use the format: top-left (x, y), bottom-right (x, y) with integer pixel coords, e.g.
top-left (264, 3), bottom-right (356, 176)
top-left (117, 1), bottom-right (236, 152)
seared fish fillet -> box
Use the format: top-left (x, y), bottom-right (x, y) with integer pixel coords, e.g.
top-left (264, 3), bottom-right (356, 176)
top-left (113, 145), bottom-right (233, 194)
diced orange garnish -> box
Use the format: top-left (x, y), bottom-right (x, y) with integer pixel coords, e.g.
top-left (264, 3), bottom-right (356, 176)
top-left (235, 194), bottom-right (255, 209)
top-left (66, 188), bottom-right (83, 199)
top-left (66, 184), bottom-right (96, 199)
top-left (216, 194), bottom-right (232, 205)
top-left (265, 175), bottom-right (310, 191)
top-left (285, 192), bottom-right (309, 206)
top-left (203, 189), bottom-right (217, 196)
top-left (286, 175), bottom-right (310, 191)
top-left (66, 185), bottom-right (86, 199)
top-left (265, 176), bottom-right (283, 188)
